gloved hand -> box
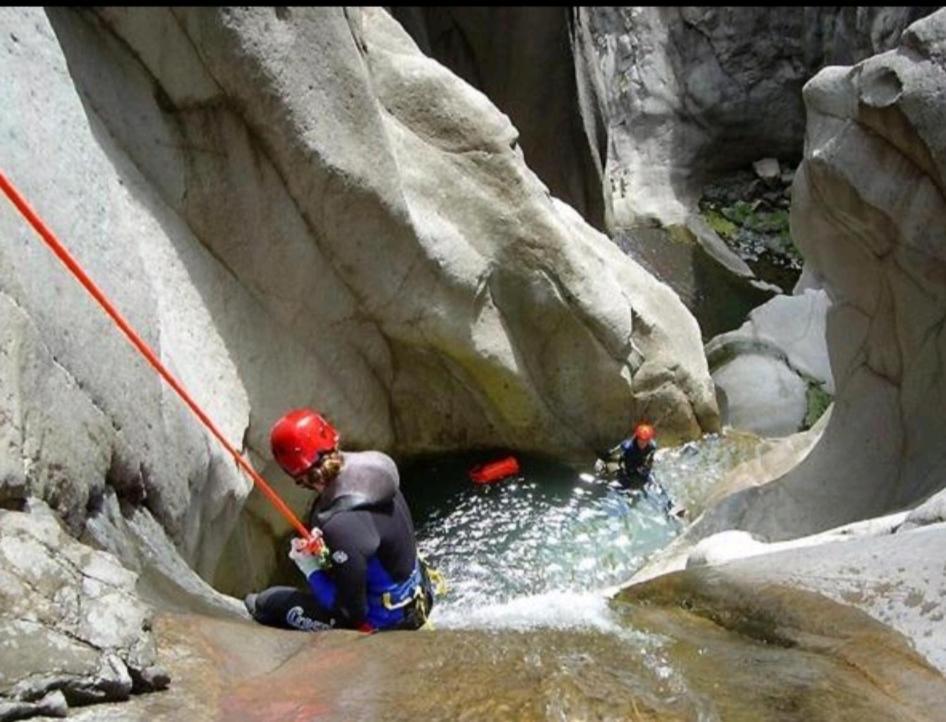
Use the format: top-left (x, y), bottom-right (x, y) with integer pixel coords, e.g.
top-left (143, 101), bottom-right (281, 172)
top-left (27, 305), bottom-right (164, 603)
top-left (288, 529), bottom-right (331, 577)
top-left (593, 459), bottom-right (606, 475)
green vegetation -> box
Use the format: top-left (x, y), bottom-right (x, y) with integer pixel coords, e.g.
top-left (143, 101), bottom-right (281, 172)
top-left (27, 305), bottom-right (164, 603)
top-left (703, 208), bottom-right (738, 238)
top-left (699, 191), bottom-right (802, 291)
top-left (804, 382), bottom-right (833, 429)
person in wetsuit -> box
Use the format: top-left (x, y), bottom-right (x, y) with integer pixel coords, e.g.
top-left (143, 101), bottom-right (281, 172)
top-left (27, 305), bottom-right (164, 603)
top-left (244, 409), bottom-right (435, 633)
top-left (596, 423), bottom-right (685, 518)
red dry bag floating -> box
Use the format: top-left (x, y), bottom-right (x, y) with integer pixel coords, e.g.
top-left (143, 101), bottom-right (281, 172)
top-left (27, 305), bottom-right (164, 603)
top-left (469, 455), bottom-right (520, 485)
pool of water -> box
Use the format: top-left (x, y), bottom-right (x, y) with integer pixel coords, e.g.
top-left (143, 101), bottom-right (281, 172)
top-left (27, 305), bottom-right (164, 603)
top-left (400, 432), bottom-right (768, 629)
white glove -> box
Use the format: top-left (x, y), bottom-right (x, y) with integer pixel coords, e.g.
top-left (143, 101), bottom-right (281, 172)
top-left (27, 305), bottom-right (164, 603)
top-left (288, 529), bottom-right (330, 577)
top-left (593, 459), bottom-right (606, 475)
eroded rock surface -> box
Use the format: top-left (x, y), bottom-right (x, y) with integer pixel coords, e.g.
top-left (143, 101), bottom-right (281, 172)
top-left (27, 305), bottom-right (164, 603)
top-left (0, 502), bottom-right (167, 721)
top-left (580, 6), bottom-right (934, 230)
top-left (50, 598), bottom-right (946, 722)
top-left (1, 3), bottom-right (718, 652)
top-left (695, 9), bottom-right (946, 539)
top-left (634, 14), bottom-right (946, 677)
top-left (707, 289), bottom-right (834, 436)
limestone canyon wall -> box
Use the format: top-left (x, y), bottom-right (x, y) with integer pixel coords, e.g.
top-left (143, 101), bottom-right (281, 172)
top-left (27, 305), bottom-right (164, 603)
top-left (582, 6), bottom-right (934, 229)
top-left (693, 9), bottom-right (946, 540)
top-left (2, 6), bottom-right (718, 589)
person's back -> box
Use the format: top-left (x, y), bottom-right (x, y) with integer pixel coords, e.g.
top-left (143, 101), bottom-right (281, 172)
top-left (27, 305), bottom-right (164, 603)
top-left (245, 410), bottom-right (436, 633)
top-left (311, 451), bottom-right (423, 629)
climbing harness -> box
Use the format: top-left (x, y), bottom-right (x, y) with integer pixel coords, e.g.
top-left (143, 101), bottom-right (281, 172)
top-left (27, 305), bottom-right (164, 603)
top-left (0, 170), bottom-right (322, 553)
top-left (379, 555), bottom-right (447, 630)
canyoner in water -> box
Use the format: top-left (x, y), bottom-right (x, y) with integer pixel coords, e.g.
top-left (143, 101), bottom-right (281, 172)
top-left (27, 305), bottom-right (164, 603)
top-left (245, 409), bottom-right (446, 633)
top-left (595, 423), bottom-right (687, 519)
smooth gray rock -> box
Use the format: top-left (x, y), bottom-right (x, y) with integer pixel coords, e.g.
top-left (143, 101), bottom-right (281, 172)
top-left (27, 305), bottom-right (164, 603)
top-left (899, 488), bottom-right (946, 532)
top-left (689, 523), bottom-right (946, 675)
top-left (579, 7), bottom-right (934, 230)
top-left (390, 7), bottom-right (608, 232)
top-left (706, 289), bottom-right (834, 436)
top-left (393, 8), bottom-right (932, 345)
top-left (691, 9), bottom-right (946, 539)
top-left (2, 5), bottom-right (718, 599)
top-left (710, 353), bottom-right (809, 436)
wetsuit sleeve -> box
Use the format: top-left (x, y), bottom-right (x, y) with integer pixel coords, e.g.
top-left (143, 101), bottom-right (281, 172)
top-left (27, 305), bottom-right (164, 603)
top-left (322, 513), bottom-right (379, 628)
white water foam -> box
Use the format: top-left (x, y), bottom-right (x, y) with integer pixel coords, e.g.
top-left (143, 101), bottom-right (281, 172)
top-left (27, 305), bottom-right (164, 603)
top-left (432, 588), bottom-right (634, 637)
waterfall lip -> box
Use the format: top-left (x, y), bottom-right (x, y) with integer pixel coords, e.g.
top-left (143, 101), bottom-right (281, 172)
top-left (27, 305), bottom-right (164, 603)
top-left (430, 588), bottom-right (651, 638)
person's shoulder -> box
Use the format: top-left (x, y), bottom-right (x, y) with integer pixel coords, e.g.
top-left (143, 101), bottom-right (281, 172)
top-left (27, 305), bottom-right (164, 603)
top-left (346, 449), bottom-right (397, 469)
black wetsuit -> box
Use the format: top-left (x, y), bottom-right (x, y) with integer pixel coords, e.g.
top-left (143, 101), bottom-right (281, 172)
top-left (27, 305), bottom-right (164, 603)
top-left (608, 438), bottom-right (656, 489)
top-left (601, 437), bottom-right (679, 515)
top-left (249, 451), bottom-right (432, 631)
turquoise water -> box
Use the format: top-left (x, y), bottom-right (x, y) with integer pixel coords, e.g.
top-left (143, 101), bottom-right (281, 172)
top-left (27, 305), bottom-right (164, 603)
top-left (400, 453), bottom-right (679, 627)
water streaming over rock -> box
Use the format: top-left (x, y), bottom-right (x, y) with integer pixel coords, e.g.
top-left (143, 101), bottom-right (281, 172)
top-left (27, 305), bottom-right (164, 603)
top-left (67, 432), bottom-right (946, 721)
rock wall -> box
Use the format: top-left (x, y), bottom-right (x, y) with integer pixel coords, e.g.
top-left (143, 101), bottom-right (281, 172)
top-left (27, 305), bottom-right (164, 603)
top-left (686, 9), bottom-right (946, 539)
top-left (395, 8), bottom-right (933, 339)
top-left (391, 7), bottom-right (608, 232)
top-left (576, 6), bottom-right (934, 230)
top-left (397, 7), bottom-right (932, 234)
top-left (1, 7), bottom-right (252, 586)
top-left (2, 6), bottom-right (718, 597)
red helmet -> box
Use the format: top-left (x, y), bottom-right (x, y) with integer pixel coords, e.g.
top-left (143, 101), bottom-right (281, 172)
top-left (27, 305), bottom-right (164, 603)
top-left (270, 409), bottom-right (340, 476)
top-left (634, 423), bottom-right (655, 442)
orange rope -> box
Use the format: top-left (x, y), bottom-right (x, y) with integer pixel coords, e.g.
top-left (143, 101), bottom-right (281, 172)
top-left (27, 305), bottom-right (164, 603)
top-left (0, 170), bottom-right (318, 547)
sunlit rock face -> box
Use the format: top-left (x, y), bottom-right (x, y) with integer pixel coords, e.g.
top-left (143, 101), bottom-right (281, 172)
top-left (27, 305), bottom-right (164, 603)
top-left (693, 9), bottom-right (946, 539)
top-left (391, 7), bottom-right (608, 232)
top-left (706, 289), bottom-right (834, 436)
top-left (0, 7), bottom-right (252, 588)
top-left (392, 8), bottom-right (933, 341)
top-left (1, 5), bottom-right (718, 602)
top-left (37, 6), bottom-right (716, 462)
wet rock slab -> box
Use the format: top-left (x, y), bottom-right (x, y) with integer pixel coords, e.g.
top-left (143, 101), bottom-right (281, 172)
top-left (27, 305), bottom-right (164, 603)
top-left (60, 586), bottom-right (946, 722)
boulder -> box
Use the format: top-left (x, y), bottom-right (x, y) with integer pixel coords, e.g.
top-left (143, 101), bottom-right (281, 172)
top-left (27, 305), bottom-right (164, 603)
top-left (39, 6), bottom-right (717, 458)
top-left (706, 289), bottom-right (834, 436)
top-left (1, 6), bottom-right (252, 584)
top-left (752, 157), bottom-right (781, 183)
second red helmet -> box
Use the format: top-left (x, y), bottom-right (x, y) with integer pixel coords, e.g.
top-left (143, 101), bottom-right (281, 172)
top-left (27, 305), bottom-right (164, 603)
top-left (270, 408), bottom-right (340, 476)
top-left (633, 423), bottom-right (655, 443)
